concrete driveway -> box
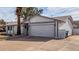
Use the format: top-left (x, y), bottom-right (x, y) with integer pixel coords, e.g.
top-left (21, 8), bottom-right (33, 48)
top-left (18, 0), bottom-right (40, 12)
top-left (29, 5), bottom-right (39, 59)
top-left (0, 35), bottom-right (79, 51)
top-left (36, 36), bottom-right (79, 51)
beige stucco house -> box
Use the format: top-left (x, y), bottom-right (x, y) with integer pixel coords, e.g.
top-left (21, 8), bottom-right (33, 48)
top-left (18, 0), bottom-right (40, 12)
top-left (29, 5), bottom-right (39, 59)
top-left (6, 15), bottom-right (73, 39)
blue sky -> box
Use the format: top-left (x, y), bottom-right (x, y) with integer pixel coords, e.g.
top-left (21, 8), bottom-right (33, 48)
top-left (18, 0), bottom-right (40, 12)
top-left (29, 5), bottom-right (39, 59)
top-left (0, 7), bottom-right (79, 21)
top-left (0, 7), bottom-right (16, 21)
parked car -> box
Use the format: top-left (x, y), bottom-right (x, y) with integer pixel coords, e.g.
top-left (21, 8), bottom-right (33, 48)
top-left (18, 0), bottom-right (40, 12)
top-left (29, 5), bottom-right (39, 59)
top-left (0, 28), bottom-right (5, 32)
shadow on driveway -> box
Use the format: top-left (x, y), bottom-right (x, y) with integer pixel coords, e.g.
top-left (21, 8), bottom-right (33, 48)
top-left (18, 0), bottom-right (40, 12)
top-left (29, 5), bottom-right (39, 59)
top-left (6, 36), bottom-right (54, 42)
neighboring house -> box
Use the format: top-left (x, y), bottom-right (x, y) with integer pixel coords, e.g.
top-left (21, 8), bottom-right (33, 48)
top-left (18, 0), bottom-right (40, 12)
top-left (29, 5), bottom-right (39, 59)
top-left (6, 22), bottom-right (24, 35)
top-left (6, 15), bottom-right (73, 39)
top-left (72, 21), bottom-right (79, 35)
top-left (73, 21), bottom-right (79, 28)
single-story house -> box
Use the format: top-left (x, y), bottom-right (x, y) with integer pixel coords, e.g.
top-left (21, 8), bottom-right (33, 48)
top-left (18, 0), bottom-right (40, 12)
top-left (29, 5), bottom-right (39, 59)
top-left (6, 15), bottom-right (73, 39)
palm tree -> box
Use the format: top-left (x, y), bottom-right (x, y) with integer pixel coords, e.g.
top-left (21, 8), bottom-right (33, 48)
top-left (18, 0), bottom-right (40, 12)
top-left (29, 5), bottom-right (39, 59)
top-left (21, 7), bottom-right (43, 35)
top-left (16, 7), bottom-right (22, 35)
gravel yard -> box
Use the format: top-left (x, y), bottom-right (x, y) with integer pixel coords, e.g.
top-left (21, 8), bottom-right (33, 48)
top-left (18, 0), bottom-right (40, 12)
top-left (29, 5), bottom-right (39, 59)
top-left (0, 34), bottom-right (79, 51)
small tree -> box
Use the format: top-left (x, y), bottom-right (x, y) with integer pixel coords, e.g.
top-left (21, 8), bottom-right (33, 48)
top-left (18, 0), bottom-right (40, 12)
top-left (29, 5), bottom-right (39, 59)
top-left (21, 7), bottom-right (43, 21)
top-left (21, 7), bottom-right (43, 35)
top-left (0, 19), bottom-right (6, 30)
top-left (0, 19), bottom-right (6, 24)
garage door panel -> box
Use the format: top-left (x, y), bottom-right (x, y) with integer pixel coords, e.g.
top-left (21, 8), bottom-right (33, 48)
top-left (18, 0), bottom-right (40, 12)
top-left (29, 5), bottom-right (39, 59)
top-left (29, 23), bottom-right (54, 37)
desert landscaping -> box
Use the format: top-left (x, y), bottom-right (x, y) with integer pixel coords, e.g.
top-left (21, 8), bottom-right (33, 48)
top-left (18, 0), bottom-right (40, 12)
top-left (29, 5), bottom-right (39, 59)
top-left (0, 32), bottom-right (79, 51)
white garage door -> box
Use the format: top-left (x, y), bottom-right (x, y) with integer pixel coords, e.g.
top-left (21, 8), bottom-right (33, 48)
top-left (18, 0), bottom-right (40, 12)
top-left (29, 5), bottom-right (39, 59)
top-left (29, 23), bottom-right (55, 37)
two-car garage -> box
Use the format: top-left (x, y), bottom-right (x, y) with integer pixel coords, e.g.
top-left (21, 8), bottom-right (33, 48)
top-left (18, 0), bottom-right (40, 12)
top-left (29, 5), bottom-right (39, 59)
top-left (29, 22), bottom-right (55, 38)
top-left (23, 15), bottom-right (66, 38)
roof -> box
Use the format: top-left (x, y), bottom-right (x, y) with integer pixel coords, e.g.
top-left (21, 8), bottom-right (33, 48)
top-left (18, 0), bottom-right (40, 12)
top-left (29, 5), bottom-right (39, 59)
top-left (6, 22), bottom-right (23, 26)
top-left (6, 22), bottom-right (17, 26)
top-left (73, 21), bottom-right (79, 25)
top-left (6, 15), bottom-right (65, 26)
top-left (36, 15), bottom-right (64, 22)
top-left (53, 15), bottom-right (73, 23)
top-left (73, 21), bottom-right (79, 28)
top-left (23, 15), bottom-right (64, 23)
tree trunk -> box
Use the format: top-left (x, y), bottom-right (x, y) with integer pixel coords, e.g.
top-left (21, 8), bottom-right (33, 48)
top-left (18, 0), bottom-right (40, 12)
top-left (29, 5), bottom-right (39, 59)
top-left (17, 15), bottom-right (21, 35)
top-left (16, 7), bottom-right (22, 35)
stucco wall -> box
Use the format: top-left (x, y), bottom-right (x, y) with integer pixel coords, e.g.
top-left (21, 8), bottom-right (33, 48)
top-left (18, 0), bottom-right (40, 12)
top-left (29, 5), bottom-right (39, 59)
top-left (58, 30), bottom-right (66, 39)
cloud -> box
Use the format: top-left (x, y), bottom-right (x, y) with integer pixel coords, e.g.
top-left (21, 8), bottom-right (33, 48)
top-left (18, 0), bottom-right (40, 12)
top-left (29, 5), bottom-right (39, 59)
top-left (0, 7), bottom-right (16, 21)
top-left (0, 7), bottom-right (79, 21)
top-left (47, 7), bottom-right (79, 16)
top-left (41, 7), bottom-right (79, 20)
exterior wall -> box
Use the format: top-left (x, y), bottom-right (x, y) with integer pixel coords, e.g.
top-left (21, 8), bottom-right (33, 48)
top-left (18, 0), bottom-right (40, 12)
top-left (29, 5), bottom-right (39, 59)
top-left (73, 28), bottom-right (79, 35)
top-left (59, 19), bottom-right (73, 36)
top-left (58, 30), bottom-right (66, 39)
top-left (21, 24), bottom-right (24, 34)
